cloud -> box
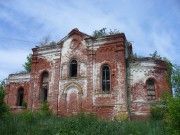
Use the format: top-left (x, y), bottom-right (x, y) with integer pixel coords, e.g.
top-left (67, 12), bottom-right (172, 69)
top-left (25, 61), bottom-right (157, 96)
top-left (0, 48), bottom-right (30, 80)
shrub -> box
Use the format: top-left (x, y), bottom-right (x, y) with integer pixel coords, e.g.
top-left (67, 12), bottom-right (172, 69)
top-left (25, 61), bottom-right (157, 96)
top-left (150, 92), bottom-right (171, 121)
top-left (150, 105), bottom-right (166, 120)
top-left (39, 101), bottom-right (52, 116)
top-left (0, 89), bottom-right (9, 117)
top-left (166, 95), bottom-right (180, 135)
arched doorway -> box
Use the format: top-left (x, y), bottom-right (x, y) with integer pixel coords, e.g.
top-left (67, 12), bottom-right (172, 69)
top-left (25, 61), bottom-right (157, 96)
top-left (17, 87), bottom-right (24, 106)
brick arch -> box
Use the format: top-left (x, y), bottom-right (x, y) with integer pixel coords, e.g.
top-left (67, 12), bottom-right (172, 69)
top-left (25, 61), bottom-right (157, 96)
top-left (144, 76), bottom-right (157, 84)
top-left (100, 61), bottom-right (112, 70)
top-left (17, 86), bottom-right (24, 92)
top-left (63, 82), bottom-right (83, 95)
top-left (40, 70), bottom-right (49, 77)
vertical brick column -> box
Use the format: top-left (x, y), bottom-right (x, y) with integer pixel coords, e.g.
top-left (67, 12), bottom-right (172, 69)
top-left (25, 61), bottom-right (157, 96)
top-left (85, 50), bottom-right (95, 112)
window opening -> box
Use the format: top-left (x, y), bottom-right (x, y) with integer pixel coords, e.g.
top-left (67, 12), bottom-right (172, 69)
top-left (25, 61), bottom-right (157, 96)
top-left (70, 59), bottom-right (77, 77)
top-left (147, 79), bottom-right (156, 100)
top-left (41, 72), bottom-right (48, 102)
top-left (102, 65), bottom-right (110, 91)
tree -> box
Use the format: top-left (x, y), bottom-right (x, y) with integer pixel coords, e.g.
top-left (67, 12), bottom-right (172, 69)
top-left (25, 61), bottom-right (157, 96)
top-left (39, 35), bottom-right (51, 46)
top-left (23, 54), bottom-right (32, 73)
top-left (93, 28), bottom-right (107, 37)
top-left (39, 35), bottom-right (57, 46)
top-left (149, 51), bottom-right (161, 59)
top-left (49, 41), bottom-right (57, 46)
top-left (172, 65), bottom-right (180, 94)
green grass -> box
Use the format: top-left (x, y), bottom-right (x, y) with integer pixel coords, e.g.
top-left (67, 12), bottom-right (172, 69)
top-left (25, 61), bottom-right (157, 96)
top-left (0, 112), bottom-right (168, 135)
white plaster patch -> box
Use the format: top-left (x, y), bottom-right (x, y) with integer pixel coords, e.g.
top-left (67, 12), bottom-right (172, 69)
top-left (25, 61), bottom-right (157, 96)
top-left (129, 61), bottom-right (156, 85)
top-left (61, 38), bottom-right (73, 63)
top-left (80, 63), bottom-right (87, 77)
top-left (7, 73), bottom-right (30, 83)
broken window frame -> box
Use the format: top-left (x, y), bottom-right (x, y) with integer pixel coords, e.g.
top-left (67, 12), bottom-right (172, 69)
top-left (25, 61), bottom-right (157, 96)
top-left (146, 78), bottom-right (156, 101)
top-left (101, 64), bottom-right (111, 92)
top-left (69, 59), bottom-right (78, 78)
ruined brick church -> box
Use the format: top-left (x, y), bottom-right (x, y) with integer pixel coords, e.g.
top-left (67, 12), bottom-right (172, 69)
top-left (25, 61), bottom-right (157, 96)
top-left (5, 29), bottom-right (171, 120)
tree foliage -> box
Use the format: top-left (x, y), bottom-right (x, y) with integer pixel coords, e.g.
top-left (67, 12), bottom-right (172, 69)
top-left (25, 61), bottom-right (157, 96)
top-left (166, 95), bottom-right (180, 134)
top-left (150, 92), bottom-right (180, 134)
top-left (92, 28), bottom-right (121, 37)
top-left (172, 65), bottom-right (180, 93)
top-left (23, 54), bottom-right (32, 73)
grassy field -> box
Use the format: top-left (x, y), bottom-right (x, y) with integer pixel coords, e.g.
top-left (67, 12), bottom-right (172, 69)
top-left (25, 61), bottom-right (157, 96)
top-left (0, 112), bottom-right (168, 135)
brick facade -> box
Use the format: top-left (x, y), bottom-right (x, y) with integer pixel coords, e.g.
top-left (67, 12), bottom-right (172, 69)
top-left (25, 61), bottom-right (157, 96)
top-left (5, 29), bottom-right (171, 120)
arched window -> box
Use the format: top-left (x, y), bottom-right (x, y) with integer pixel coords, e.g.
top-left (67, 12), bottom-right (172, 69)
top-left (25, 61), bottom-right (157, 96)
top-left (17, 88), bottom-right (24, 106)
top-left (70, 59), bottom-right (77, 77)
top-left (101, 65), bottom-right (111, 91)
top-left (41, 71), bottom-right (49, 102)
top-left (146, 79), bottom-right (156, 100)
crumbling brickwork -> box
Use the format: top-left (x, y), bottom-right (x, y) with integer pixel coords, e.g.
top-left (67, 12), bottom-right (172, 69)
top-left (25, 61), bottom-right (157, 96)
top-left (5, 29), bottom-right (171, 120)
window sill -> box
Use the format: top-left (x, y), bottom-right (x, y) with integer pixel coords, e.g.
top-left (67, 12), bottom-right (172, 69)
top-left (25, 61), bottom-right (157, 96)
top-left (69, 77), bottom-right (78, 79)
top-left (94, 92), bottom-right (113, 97)
top-left (96, 91), bottom-right (111, 94)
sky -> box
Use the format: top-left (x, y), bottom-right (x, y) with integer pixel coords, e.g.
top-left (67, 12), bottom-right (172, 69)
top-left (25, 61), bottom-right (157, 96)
top-left (0, 0), bottom-right (180, 81)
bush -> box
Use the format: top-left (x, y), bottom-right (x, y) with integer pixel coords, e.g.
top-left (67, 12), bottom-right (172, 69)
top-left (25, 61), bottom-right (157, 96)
top-left (150, 105), bottom-right (165, 120)
top-left (150, 92), bottom-right (171, 121)
top-left (0, 89), bottom-right (9, 117)
top-left (166, 95), bottom-right (180, 135)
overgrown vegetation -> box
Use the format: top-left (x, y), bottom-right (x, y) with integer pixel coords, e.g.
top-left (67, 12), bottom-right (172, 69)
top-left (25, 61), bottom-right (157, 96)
top-left (39, 101), bottom-right (52, 116)
top-left (149, 51), bottom-right (173, 87)
top-left (0, 82), bottom-right (9, 117)
top-left (166, 94), bottom-right (180, 134)
top-left (39, 35), bottom-right (57, 46)
top-left (92, 28), bottom-right (121, 37)
top-left (0, 112), bottom-right (167, 135)
top-left (150, 93), bottom-right (180, 135)
top-left (172, 65), bottom-right (180, 93)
